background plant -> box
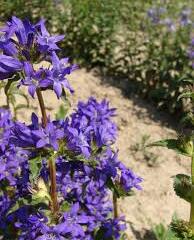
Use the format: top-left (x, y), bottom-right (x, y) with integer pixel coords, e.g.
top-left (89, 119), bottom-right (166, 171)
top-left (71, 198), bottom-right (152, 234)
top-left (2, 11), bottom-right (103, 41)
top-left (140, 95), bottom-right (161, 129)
top-left (148, 55), bottom-right (194, 238)
top-left (1, 0), bottom-right (193, 118)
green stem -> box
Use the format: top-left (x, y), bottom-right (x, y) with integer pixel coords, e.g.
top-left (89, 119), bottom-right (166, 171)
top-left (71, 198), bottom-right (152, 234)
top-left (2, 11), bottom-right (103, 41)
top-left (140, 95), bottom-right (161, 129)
top-left (190, 154), bottom-right (194, 231)
top-left (36, 88), bottom-right (59, 214)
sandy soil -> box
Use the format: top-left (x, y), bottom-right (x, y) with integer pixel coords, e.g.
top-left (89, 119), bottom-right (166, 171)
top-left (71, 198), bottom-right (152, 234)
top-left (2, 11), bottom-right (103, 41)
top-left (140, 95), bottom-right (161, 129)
top-left (2, 68), bottom-right (190, 239)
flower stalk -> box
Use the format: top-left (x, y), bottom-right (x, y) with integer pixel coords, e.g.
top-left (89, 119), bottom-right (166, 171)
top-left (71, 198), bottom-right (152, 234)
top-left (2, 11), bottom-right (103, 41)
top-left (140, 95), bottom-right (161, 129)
top-left (113, 192), bottom-right (118, 218)
top-left (36, 88), bottom-right (47, 128)
top-left (36, 88), bottom-right (59, 214)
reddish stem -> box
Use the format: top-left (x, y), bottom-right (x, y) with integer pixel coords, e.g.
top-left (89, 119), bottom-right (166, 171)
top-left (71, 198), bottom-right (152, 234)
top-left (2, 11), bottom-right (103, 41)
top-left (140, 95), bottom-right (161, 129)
top-left (36, 88), bottom-right (59, 214)
top-left (113, 192), bottom-right (118, 218)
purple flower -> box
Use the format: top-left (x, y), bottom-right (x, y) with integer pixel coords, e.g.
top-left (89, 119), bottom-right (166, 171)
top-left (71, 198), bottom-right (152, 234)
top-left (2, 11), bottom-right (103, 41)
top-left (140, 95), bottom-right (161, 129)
top-left (147, 7), bottom-right (166, 24)
top-left (36, 19), bottom-right (64, 53)
top-left (100, 218), bottom-right (126, 240)
top-left (1, 16), bottom-right (35, 47)
top-left (0, 16), bottom-right (143, 240)
top-left (33, 122), bottom-right (64, 150)
top-left (119, 162), bottom-right (142, 191)
top-left (55, 203), bottom-right (89, 238)
top-left (0, 38), bottom-right (18, 56)
top-left (162, 18), bottom-right (176, 32)
top-left (0, 146), bottom-right (28, 185)
top-left (0, 54), bottom-right (22, 79)
top-left (19, 62), bottom-right (52, 97)
top-left (48, 52), bottom-right (77, 98)
top-left (65, 126), bottom-right (91, 157)
top-left (70, 97), bottom-right (117, 147)
top-left (0, 108), bottom-right (12, 128)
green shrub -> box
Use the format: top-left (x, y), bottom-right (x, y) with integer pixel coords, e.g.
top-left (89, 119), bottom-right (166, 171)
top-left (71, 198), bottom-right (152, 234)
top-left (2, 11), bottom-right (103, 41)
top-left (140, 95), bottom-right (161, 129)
top-left (0, 0), bottom-right (193, 117)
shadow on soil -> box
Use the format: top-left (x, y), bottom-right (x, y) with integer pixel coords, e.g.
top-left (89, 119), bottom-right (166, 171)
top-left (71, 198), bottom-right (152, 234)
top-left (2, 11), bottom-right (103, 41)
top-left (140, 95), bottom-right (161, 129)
top-left (129, 225), bottom-right (157, 240)
top-left (93, 69), bottom-right (180, 131)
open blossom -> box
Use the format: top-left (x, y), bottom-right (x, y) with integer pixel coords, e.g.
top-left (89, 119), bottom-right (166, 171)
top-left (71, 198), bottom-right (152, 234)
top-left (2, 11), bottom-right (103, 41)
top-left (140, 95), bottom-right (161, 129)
top-left (48, 52), bottom-right (78, 98)
top-left (36, 19), bottom-right (64, 53)
top-left (33, 122), bottom-right (64, 150)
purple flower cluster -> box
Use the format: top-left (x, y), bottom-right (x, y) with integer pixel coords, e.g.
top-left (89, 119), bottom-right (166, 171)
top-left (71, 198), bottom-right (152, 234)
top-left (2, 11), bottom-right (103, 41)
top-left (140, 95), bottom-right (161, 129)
top-left (147, 6), bottom-right (193, 32)
top-left (0, 100), bottom-right (142, 239)
top-left (147, 7), bottom-right (166, 25)
top-left (0, 16), bottom-right (77, 98)
top-left (0, 17), bottom-right (142, 239)
top-left (65, 97), bottom-right (117, 157)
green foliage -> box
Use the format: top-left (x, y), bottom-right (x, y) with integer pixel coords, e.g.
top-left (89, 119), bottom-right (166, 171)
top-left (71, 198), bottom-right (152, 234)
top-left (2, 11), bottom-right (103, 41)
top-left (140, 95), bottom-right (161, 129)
top-left (148, 138), bottom-right (193, 157)
top-left (152, 223), bottom-right (177, 240)
top-left (170, 219), bottom-right (194, 239)
top-left (29, 156), bottom-right (42, 182)
top-left (173, 174), bottom-right (192, 203)
top-left (0, 0), bottom-right (56, 29)
top-left (0, 0), bottom-right (193, 117)
top-left (55, 103), bottom-right (69, 120)
top-left (0, 77), bottom-right (33, 119)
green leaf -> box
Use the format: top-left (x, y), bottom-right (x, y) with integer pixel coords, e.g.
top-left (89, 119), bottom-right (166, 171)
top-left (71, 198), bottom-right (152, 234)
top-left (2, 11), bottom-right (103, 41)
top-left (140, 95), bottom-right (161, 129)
top-left (173, 174), bottom-right (191, 203)
top-left (55, 104), bottom-right (69, 120)
top-left (178, 76), bottom-right (194, 84)
top-left (94, 227), bottom-right (114, 240)
top-left (4, 74), bottom-right (19, 96)
top-left (60, 200), bottom-right (71, 212)
top-left (29, 156), bottom-right (42, 182)
top-left (147, 138), bottom-right (193, 157)
top-left (152, 223), bottom-right (177, 240)
top-left (178, 92), bottom-right (194, 101)
top-left (7, 196), bottom-right (49, 216)
top-left (7, 197), bottom-right (30, 216)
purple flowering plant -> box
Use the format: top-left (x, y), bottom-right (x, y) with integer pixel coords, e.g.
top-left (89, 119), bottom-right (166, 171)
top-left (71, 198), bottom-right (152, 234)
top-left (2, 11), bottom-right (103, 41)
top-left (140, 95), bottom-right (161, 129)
top-left (0, 17), bottom-right (142, 239)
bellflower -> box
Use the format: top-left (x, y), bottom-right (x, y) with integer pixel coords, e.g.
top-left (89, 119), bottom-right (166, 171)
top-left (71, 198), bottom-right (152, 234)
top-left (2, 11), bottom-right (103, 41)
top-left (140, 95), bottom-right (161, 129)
top-left (48, 52), bottom-right (77, 98)
top-left (36, 19), bottom-right (64, 53)
top-left (0, 38), bottom-right (18, 56)
top-left (1, 16), bottom-right (35, 47)
top-left (0, 54), bottom-right (22, 79)
top-left (33, 121), bottom-right (64, 150)
top-left (101, 218), bottom-right (127, 240)
top-left (119, 162), bottom-right (143, 191)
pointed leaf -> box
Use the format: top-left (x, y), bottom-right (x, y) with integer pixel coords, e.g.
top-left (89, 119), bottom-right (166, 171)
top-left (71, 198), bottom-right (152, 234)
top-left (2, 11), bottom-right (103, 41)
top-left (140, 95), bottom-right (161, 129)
top-left (173, 174), bottom-right (191, 203)
top-left (60, 200), bottom-right (71, 212)
top-left (29, 156), bottom-right (42, 182)
top-left (147, 139), bottom-right (193, 157)
top-left (7, 197), bottom-right (30, 216)
top-left (178, 92), bottom-right (194, 101)
top-left (4, 74), bottom-right (19, 95)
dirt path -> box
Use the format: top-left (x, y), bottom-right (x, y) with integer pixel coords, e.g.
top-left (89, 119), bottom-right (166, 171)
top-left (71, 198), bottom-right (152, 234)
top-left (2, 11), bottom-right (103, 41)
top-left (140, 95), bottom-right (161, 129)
top-left (5, 68), bottom-right (190, 239)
